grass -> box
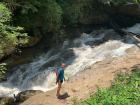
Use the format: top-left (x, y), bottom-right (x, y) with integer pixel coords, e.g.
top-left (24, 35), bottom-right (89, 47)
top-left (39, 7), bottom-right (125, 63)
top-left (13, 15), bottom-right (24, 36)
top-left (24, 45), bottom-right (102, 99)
top-left (74, 68), bottom-right (140, 105)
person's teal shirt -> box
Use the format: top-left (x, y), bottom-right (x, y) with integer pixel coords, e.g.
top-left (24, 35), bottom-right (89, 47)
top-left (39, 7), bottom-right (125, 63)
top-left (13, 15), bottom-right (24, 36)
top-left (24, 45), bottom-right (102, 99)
top-left (57, 67), bottom-right (64, 81)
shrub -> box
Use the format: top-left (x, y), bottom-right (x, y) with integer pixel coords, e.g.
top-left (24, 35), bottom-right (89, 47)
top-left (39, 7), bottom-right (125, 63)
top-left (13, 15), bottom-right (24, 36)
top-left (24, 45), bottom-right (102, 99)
top-left (76, 69), bottom-right (140, 105)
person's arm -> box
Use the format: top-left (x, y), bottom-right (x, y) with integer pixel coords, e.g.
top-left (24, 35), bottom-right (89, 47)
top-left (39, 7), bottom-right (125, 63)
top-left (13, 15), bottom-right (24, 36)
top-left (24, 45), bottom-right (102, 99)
top-left (56, 74), bottom-right (58, 84)
top-left (63, 70), bottom-right (65, 81)
top-left (64, 76), bottom-right (65, 81)
top-left (56, 76), bottom-right (59, 84)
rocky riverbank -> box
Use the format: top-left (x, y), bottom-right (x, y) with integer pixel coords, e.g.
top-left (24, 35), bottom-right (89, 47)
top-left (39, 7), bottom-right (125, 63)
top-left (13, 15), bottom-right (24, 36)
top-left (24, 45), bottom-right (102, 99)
top-left (18, 52), bottom-right (140, 105)
top-left (0, 90), bottom-right (43, 105)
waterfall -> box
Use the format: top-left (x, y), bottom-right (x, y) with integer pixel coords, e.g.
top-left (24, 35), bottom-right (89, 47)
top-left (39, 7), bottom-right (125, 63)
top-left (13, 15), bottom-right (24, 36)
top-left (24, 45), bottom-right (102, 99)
top-left (0, 24), bottom-right (140, 97)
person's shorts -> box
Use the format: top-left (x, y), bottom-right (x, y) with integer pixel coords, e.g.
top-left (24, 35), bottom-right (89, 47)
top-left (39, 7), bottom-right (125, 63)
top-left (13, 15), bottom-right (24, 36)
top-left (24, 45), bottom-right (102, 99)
top-left (59, 80), bottom-right (63, 83)
top-left (57, 79), bottom-right (63, 84)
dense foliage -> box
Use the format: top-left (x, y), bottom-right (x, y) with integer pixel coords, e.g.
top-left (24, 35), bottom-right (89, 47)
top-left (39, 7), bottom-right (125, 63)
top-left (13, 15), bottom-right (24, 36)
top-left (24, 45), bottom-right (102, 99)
top-left (75, 69), bottom-right (140, 105)
top-left (1, 0), bottom-right (140, 44)
top-left (63, 0), bottom-right (95, 25)
top-left (0, 3), bottom-right (28, 79)
top-left (0, 0), bottom-right (139, 48)
top-left (0, 3), bottom-right (27, 56)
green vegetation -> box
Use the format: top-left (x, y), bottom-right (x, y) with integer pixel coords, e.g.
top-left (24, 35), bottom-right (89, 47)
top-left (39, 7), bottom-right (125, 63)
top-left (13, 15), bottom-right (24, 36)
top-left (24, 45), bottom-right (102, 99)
top-left (0, 3), bottom-right (27, 57)
top-left (12, 0), bottom-right (63, 36)
top-left (0, 3), bottom-right (28, 78)
top-left (75, 69), bottom-right (140, 105)
top-left (0, 63), bottom-right (7, 81)
top-left (2, 0), bottom-right (140, 45)
top-left (63, 0), bottom-right (95, 25)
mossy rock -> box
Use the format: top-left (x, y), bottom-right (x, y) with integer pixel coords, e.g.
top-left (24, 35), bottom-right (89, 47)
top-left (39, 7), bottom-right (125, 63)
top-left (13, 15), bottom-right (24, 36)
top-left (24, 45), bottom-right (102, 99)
top-left (0, 97), bottom-right (14, 105)
top-left (21, 36), bottom-right (41, 48)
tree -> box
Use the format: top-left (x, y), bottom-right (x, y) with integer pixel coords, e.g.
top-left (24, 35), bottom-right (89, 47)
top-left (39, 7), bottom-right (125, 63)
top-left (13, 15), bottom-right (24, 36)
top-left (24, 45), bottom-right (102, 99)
top-left (0, 3), bottom-right (27, 58)
top-left (63, 0), bottom-right (100, 25)
top-left (38, 0), bottom-right (63, 32)
top-left (11, 0), bottom-right (62, 36)
top-left (2, 0), bottom-right (140, 46)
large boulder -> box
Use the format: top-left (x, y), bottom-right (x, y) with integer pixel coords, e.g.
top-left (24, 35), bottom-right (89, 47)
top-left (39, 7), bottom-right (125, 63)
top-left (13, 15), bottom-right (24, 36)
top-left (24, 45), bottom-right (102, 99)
top-left (0, 97), bottom-right (14, 105)
top-left (15, 90), bottom-right (43, 103)
top-left (0, 90), bottom-right (43, 105)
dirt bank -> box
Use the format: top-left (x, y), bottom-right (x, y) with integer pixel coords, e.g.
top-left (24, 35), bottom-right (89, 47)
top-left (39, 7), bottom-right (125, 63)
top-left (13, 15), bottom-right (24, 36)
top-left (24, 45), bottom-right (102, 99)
top-left (20, 52), bottom-right (140, 105)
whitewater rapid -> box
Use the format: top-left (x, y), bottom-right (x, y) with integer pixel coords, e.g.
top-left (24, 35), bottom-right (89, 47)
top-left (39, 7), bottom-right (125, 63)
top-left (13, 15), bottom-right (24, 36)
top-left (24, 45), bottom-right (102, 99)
top-left (0, 24), bottom-right (140, 97)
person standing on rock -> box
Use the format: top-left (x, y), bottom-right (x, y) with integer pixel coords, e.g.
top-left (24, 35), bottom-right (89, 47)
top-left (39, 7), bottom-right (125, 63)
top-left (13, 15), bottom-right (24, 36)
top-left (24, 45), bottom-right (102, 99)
top-left (55, 63), bottom-right (66, 98)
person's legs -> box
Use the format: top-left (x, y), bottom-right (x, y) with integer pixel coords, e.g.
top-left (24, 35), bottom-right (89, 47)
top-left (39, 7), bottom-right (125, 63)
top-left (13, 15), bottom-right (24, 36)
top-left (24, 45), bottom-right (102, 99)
top-left (56, 81), bottom-right (62, 97)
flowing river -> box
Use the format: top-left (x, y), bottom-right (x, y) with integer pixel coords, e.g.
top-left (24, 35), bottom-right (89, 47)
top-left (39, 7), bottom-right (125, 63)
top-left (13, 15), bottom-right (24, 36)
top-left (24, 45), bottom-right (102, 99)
top-left (0, 24), bottom-right (140, 97)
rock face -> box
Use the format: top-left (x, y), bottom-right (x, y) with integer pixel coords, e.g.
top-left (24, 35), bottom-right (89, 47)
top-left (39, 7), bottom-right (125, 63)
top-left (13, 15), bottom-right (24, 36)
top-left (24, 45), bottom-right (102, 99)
top-left (79, 13), bottom-right (109, 25)
top-left (0, 36), bottom-right (41, 62)
top-left (0, 90), bottom-right (43, 105)
top-left (15, 90), bottom-right (43, 103)
top-left (0, 97), bottom-right (14, 105)
top-left (114, 3), bottom-right (140, 16)
top-left (79, 3), bottom-right (140, 25)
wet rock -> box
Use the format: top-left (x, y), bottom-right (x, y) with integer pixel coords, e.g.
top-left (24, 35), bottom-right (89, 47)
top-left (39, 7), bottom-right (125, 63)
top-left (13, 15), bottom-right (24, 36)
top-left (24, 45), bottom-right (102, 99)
top-left (15, 90), bottom-right (43, 103)
top-left (0, 97), bottom-right (14, 105)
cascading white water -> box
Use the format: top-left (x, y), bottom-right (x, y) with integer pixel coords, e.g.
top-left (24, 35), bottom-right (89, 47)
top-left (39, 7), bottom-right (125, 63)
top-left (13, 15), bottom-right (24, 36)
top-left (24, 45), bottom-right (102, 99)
top-left (126, 24), bottom-right (140, 34)
top-left (0, 24), bottom-right (140, 97)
